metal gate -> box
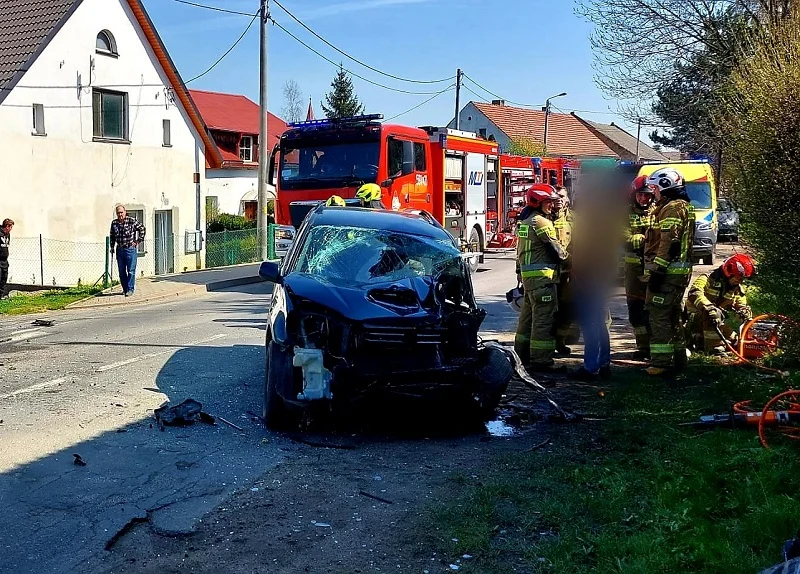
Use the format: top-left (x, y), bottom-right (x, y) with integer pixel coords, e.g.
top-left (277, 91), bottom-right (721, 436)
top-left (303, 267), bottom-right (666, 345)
top-left (154, 210), bottom-right (174, 275)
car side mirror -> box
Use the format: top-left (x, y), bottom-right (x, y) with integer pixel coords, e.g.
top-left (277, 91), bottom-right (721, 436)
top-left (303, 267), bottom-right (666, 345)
top-left (380, 179), bottom-right (393, 188)
top-left (259, 261), bottom-right (283, 284)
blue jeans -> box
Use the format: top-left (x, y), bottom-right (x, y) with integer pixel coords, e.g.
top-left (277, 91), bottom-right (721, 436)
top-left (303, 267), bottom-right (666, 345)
top-left (116, 247), bottom-right (138, 293)
top-left (576, 288), bottom-right (611, 374)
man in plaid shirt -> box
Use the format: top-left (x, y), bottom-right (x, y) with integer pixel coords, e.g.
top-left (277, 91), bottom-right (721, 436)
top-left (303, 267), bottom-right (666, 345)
top-left (110, 205), bottom-right (146, 297)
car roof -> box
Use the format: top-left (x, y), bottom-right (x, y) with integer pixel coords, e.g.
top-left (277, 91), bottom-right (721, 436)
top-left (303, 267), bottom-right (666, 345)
top-left (306, 206), bottom-right (452, 240)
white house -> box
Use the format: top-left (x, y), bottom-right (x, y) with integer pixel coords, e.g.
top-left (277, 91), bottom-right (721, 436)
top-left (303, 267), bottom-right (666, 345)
top-left (190, 89), bottom-right (287, 220)
top-left (0, 0), bottom-right (223, 286)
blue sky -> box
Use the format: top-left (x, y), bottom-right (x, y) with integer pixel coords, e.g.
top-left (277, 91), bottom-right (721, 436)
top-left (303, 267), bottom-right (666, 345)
top-left (141, 0), bottom-right (646, 141)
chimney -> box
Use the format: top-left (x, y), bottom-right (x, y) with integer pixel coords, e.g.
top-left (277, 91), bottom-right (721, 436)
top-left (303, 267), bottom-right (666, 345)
top-left (491, 99), bottom-right (505, 106)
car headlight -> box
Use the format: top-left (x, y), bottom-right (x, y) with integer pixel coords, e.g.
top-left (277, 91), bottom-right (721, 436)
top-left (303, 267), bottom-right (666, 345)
top-left (696, 222), bottom-right (713, 232)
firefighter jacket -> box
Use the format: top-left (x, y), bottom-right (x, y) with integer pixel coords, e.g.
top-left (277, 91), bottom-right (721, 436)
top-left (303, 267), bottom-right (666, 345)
top-left (644, 196), bottom-right (696, 288)
top-left (552, 207), bottom-right (573, 273)
top-left (685, 268), bottom-right (748, 316)
top-left (516, 210), bottom-right (568, 287)
top-left (623, 203), bottom-right (654, 272)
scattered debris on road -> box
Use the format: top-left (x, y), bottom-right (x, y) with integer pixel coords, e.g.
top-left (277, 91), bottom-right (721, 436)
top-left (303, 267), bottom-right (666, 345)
top-left (358, 490), bottom-right (393, 505)
top-left (31, 319), bottom-right (54, 327)
top-left (289, 435), bottom-right (357, 450)
top-left (218, 416), bottom-right (243, 431)
top-left (73, 453), bottom-right (87, 466)
top-left (154, 399), bottom-right (216, 431)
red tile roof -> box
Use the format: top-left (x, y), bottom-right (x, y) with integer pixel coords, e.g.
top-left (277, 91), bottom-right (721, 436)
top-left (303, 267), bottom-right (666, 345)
top-left (189, 89), bottom-right (287, 144)
top-left (471, 102), bottom-right (617, 158)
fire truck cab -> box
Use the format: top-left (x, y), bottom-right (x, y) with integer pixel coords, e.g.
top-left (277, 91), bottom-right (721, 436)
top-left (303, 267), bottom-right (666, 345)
top-left (269, 115), bottom-right (497, 271)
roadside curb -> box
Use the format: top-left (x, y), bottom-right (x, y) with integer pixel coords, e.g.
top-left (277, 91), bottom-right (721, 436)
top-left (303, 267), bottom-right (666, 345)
top-left (64, 275), bottom-right (265, 310)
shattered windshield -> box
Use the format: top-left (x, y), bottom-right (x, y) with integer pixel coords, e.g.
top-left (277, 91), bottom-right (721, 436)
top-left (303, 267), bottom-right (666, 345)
top-left (293, 225), bottom-right (462, 287)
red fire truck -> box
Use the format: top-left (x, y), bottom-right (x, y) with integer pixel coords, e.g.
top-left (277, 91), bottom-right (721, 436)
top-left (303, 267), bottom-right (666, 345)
top-left (269, 114), bottom-right (499, 270)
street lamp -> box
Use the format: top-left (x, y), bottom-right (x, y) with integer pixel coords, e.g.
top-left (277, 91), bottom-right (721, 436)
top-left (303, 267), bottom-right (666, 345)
top-left (543, 92), bottom-right (567, 153)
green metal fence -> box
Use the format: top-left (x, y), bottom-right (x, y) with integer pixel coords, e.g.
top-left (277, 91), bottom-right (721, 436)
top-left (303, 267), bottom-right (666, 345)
top-left (205, 229), bottom-right (260, 268)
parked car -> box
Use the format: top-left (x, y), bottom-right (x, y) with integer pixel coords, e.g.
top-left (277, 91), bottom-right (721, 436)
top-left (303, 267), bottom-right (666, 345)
top-left (258, 203), bottom-right (513, 429)
top-left (717, 197), bottom-right (740, 242)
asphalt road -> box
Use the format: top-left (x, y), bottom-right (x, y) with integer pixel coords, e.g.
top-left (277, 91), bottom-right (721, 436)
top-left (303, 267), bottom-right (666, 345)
top-left (0, 254), bottom-right (520, 574)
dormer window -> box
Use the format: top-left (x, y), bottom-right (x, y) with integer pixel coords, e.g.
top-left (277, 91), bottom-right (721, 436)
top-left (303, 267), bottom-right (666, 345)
top-left (96, 30), bottom-right (118, 56)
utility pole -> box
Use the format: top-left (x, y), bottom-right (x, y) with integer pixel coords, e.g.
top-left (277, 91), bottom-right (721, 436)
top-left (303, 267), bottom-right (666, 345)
top-left (257, 0), bottom-right (270, 260)
top-left (635, 117), bottom-right (642, 162)
top-left (454, 68), bottom-right (462, 130)
top-left (543, 92), bottom-right (566, 155)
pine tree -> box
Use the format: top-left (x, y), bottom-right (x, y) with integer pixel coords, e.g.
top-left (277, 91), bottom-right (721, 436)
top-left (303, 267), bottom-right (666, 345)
top-left (321, 65), bottom-right (365, 119)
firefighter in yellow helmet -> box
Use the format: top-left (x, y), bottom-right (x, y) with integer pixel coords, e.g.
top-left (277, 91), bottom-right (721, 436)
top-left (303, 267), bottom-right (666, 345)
top-left (642, 168), bottom-right (696, 376)
top-left (624, 175), bottom-right (656, 359)
top-left (356, 183), bottom-right (386, 209)
top-left (325, 195), bottom-right (346, 207)
top-left (514, 184), bottom-right (569, 372)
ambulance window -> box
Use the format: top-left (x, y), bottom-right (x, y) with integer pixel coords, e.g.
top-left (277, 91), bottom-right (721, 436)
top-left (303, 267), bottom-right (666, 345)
top-left (414, 142), bottom-right (426, 171)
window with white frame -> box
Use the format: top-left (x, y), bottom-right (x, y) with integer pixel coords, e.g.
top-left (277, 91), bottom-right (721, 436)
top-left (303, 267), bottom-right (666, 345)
top-left (239, 135), bottom-right (253, 162)
top-left (96, 30), bottom-right (118, 56)
top-left (162, 119), bottom-right (171, 147)
top-left (32, 104), bottom-right (45, 136)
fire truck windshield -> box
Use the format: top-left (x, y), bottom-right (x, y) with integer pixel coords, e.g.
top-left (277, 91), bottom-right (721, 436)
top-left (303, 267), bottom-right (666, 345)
top-left (279, 139), bottom-right (380, 190)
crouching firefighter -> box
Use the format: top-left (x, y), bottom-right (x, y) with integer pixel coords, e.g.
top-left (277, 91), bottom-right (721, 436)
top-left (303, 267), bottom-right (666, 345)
top-left (514, 185), bottom-right (569, 372)
top-left (643, 168), bottom-right (695, 376)
top-left (686, 254), bottom-right (755, 354)
top-left (624, 176), bottom-right (656, 359)
top-left (356, 183), bottom-right (387, 209)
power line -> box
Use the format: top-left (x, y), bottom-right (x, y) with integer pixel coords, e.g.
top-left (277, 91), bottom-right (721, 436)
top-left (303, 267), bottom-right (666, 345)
top-left (169, 0), bottom-right (256, 17)
top-left (385, 85), bottom-right (454, 121)
top-left (269, 17), bottom-right (448, 95)
top-left (185, 11), bottom-right (259, 83)
top-left (272, 0), bottom-right (453, 85)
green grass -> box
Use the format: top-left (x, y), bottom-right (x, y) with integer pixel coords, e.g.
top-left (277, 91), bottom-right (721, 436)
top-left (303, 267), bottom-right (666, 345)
top-left (426, 363), bottom-right (800, 574)
top-left (0, 286), bottom-right (103, 315)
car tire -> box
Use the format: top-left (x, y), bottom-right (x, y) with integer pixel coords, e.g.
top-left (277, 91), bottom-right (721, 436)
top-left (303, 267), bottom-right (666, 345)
top-left (264, 339), bottom-right (297, 430)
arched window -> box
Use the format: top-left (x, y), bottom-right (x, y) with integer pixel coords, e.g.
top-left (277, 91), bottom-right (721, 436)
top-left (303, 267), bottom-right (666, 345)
top-left (96, 30), bottom-right (117, 55)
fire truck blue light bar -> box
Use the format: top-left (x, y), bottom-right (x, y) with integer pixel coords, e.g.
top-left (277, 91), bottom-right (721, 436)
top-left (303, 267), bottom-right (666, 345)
top-left (287, 114), bottom-right (384, 128)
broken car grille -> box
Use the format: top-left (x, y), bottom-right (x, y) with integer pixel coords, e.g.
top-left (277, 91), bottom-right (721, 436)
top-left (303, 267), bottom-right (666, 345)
top-left (360, 325), bottom-right (445, 347)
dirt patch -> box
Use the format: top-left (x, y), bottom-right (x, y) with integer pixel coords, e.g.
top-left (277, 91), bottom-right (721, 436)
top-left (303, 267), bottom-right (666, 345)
top-left (96, 403), bottom-right (560, 574)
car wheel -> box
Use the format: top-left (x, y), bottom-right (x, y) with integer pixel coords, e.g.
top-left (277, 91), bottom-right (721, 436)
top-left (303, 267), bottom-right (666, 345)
top-left (264, 339), bottom-right (298, 430)
top-left (468, 227), bottom-right (482, 273)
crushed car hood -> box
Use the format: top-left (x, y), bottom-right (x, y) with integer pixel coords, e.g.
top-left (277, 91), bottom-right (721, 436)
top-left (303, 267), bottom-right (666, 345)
top-left (283, 273), bottom-right (469, 323)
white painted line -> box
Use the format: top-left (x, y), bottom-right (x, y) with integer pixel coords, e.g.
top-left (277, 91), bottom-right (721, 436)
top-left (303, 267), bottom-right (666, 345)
top-left (95, 333), bottom-right (227, 373)
top-left (0, 378), bottom-right (66, 400)
top-left (6, 328), bottom-right (45, 343)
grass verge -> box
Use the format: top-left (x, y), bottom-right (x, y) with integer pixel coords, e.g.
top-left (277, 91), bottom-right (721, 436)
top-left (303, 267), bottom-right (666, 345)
top-left (0, 286), bottom-right (103, 315)
top-left (426, 362), bottom-right (800, 574)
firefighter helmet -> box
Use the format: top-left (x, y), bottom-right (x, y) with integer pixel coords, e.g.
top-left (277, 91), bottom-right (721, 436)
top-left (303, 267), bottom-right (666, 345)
top-left (722, 254), bottom-right (756, 280)
top-left (356, 183), bottom-right (382, 203)
top-left (325, 195), bottom-right (346, 207)
top-left (526, 184), bottom-right (559, 208)
top-left (646, 168), bottom-right (685, 194)
top-left (506, 285), bottom-right (524, 313)
top-left (631, 175), bottom-right (653, 194)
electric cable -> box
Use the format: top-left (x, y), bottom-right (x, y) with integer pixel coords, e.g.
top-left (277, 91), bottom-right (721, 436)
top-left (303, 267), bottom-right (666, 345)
top-left (185, 11), bottom-right (259, 83)
top-left (384, 84), bottom-right (454, 121)
top-left (169, 0), bottom-right (256, 17)
top-left (272, 0), bottom-right (454, 85)
top-left (269, 17), bottom-right (449, 95)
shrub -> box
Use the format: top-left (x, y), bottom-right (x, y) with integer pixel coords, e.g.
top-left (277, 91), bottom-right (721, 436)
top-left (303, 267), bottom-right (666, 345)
top-left (207, 213), bottom-right (257, 233)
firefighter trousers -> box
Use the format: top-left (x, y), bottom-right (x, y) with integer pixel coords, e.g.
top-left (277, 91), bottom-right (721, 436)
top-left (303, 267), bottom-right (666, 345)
top-left (555, 273), bottom-right (580, 347)
top-left (687, 311), bottom-right (735, 353)
top-left (624, 265), bottom-right (650, 353)
top-left (514, 279), bottom-right (558, 366)
top-left (645, 285), bottom-right (689, 369)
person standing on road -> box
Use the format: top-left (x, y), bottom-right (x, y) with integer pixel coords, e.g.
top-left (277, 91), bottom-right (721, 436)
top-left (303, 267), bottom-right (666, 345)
top-left (514, 185), bottom-right (569, 372)
top-left (110, 205), bottom-right (145, 297)
top-left (624, 176), bottom-right (656, 359)
top-left (685, 254), bottom-right (755, 354)
top-left (0, 219), bottom-right (14, 299)
top-left (643, 169), bottom-right (696, 376)
top-left (552, 186), bottom-right (580, 355)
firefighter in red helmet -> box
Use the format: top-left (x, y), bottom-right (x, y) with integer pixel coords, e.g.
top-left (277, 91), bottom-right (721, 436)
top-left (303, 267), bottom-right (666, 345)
top-left (514, 184), bottom-right (569, 371)
top-left (624, 175), bottom-right (656, 359)
top-left (685, 253), bottom-right (756, 354)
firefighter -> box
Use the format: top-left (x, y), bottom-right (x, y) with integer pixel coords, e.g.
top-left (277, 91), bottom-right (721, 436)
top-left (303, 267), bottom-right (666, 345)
top-left (643, 168), bottom-right (696, 376)
top-left (552, 186), bottom-right (579, 354)
top-left (355, 183), bottom-right (386, 209)
top-left (624, 176), bottom-right (656, 359)
top-left (514, 184), bottom-right (569, 371)
top-left (686, 254), bottom-right (755, 354)
top-left (325, 195), bottom-right (346, 207)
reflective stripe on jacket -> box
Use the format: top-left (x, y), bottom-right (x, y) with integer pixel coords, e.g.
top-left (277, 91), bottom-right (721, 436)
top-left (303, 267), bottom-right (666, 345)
top-left (686, 269), bottom-right (747, 314)
top-left (644, 197), bottom-right (695, 282)
top-left (516, 211), bottom-right (567, 284)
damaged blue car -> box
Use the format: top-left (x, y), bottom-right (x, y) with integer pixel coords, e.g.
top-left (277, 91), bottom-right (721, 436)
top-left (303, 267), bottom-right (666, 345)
top-left (258, 204), bottom-right (513, 429)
